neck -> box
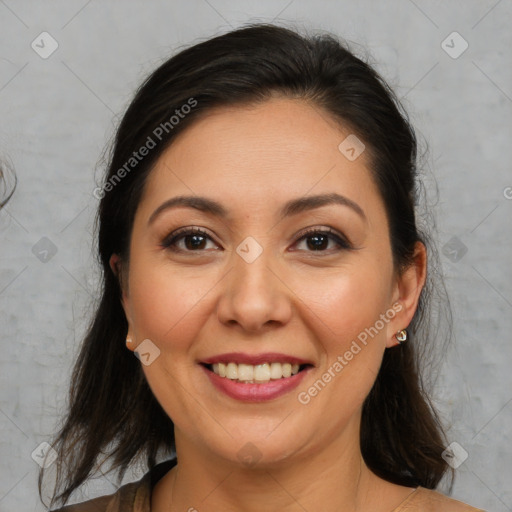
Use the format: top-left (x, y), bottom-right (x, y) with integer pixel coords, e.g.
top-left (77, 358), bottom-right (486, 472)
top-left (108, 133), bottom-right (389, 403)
top-left (152, 417), bottom-right (413, 512)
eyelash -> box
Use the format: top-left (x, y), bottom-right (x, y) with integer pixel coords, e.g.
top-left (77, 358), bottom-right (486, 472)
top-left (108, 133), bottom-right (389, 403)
top-left (161, 226), bottom-right (352, 254)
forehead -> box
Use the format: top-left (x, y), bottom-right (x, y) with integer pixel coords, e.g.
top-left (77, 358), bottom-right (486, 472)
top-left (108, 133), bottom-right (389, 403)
top-left (139, 98), bottom-right (384, 223)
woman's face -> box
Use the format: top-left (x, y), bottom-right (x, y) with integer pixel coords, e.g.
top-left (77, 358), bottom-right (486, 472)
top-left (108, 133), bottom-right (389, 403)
top-left (120, 97), bottom-right (422, 467)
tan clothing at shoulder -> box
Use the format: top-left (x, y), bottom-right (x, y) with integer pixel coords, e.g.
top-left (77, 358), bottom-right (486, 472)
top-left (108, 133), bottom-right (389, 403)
top-left (393, 487), bottom-right (486, 511)
top-left (50, 459), bottom-right (176, 512)
top-left (52, 459), bottom-right (486, 512)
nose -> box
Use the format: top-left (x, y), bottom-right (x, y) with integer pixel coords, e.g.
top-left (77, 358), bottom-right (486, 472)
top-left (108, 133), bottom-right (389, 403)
top-left (216, 242), bottom-right (293, 333)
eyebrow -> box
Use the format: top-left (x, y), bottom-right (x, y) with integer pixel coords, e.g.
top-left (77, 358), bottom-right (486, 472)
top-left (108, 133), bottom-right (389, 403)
top-left (148, 192), bottom-right (366, 225)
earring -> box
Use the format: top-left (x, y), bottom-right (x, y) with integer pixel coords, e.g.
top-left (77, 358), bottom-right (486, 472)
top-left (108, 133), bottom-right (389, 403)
top-left (395, 329), bottom-right (408, 344)
top-left (126, 336), bottom-right (133, 344)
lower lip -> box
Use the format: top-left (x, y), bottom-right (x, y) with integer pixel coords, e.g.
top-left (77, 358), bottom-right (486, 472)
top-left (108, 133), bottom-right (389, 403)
top-left (201, 365), bottom-right (311, 402)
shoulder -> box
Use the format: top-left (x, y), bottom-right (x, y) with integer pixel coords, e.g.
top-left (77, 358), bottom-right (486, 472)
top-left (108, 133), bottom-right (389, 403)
top-left (50, 459), bottom-right (177, 512)
top-left (394, 487), bottom-right (486, 512)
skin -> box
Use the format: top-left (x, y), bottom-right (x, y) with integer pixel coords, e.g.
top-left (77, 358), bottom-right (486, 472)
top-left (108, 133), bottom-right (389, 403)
top-left (112, 97), bottom-right (427, 511)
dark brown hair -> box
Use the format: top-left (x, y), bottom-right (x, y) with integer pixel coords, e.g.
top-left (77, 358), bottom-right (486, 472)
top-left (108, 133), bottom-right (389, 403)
top-left (39, 23), bottom-right (453, 508)
top-left (0, 157), bottom-right (16, 209)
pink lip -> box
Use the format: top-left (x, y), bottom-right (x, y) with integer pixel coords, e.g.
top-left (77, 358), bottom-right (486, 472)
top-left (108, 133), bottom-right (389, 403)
top-left (201, 352), bottom-right (313, 366)
top-left (200, 364), bottom-right (313, 402)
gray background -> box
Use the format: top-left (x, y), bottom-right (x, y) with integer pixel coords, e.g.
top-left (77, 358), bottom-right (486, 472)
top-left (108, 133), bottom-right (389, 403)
top-left (1, 1), bottom-right (511, 510)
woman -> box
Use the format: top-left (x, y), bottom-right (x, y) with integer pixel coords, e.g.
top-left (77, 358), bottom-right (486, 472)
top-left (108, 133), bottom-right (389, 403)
top-left (40, 24), bottom-right (484, 511)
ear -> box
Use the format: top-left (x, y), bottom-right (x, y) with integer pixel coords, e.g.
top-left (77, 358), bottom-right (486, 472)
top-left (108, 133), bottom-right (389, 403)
top-left (109, 254), bottom-right (136, 352)
top-left (386, 241), bottom-right (427, 348)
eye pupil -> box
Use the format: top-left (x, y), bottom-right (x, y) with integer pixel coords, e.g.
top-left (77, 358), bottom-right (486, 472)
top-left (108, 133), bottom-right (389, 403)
top-left (186, 234), bottom-right (206, 250)
top-left (307, 234), bottom-right (328, 251)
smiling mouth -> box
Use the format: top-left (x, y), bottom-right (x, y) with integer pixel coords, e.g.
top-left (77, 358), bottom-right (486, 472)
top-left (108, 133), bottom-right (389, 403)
top-left (202, 362), bottom-right (312, 384)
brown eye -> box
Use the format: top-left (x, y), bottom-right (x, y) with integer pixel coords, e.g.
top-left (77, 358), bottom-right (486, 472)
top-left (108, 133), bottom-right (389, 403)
top-left (162, 228), bottom-right (219, 252)
top-left (294, 228), bottom-right (351, 252)
top-left (161, 226), bottom-right (351, 255)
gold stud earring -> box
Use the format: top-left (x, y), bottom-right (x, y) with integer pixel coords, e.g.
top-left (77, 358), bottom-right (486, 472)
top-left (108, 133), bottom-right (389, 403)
top-left (395, 329), bottom-right (408, 344)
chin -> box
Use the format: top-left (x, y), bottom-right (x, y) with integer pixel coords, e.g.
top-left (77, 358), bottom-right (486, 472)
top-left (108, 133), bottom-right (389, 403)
top-left (209, 429), bottom-right (311, 470)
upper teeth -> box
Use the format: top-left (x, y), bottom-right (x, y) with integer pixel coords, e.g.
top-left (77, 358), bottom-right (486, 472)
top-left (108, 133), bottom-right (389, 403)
top-left (212, 362), bottom-right (301, 383)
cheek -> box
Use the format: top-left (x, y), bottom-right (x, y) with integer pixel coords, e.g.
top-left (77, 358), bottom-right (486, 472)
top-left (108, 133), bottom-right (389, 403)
top-left (292, 270), bottom-right (391, 418)
top-left (292, 259), bottom-right (393, 400)
top-left (126, 260), bottom-right (218, 423)
top-left (127, 259), bottom-right (217, 348)
top-left (293, 262), bottom-right (392, 344)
